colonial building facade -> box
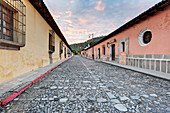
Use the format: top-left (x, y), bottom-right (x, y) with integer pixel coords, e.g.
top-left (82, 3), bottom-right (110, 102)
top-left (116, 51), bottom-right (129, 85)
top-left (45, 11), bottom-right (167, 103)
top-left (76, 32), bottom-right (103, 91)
top-left (84, 1), bottom-right (170, 73)
top-left (0, 0), bottom-right (72, 83)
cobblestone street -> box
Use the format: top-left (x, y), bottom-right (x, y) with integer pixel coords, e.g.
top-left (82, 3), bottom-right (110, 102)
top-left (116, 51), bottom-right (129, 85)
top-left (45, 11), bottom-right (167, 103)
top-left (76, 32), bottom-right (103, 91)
top-left (1, 56), bottom-right (170, 113)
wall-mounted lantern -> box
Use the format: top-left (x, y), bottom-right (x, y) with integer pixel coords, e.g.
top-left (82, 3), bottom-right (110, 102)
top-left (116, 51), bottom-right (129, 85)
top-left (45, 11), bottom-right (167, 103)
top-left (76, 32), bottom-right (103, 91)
top-left (107, 39), bottom-right (116, 48)
top-left (110, 39), bottom-right (116, 43)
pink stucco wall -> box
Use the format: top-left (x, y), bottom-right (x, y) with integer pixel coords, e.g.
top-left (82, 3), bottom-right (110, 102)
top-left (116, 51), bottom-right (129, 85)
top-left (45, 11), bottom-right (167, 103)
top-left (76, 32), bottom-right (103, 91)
top-left (86, 6), bottom-right (170, 58)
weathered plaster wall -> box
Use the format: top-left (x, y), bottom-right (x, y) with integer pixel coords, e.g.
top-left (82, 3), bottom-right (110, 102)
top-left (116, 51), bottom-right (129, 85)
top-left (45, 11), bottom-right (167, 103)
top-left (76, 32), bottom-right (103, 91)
top-left (87, 6), bottom-right (170, 59)
top-left (52, 34), bottom-right (62, 63)
top-left (0, 0), bottom-right (66, 84)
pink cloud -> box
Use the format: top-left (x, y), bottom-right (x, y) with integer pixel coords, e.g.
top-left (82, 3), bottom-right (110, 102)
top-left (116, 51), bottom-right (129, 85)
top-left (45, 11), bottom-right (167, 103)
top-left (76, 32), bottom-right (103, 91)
top-left (78, 15), bottom-right (95, 25)
top-left (64, 27), bottom-right (91, 36)
top-left (78, 17), bottom-right (88, 25)
top-left (94, 0), bottom-right (106, 11)
top-left (70, 0), bottom-right (74, 4)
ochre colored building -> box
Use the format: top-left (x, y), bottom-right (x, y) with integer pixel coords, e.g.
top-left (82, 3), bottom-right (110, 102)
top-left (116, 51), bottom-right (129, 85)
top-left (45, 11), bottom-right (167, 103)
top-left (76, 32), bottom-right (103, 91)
top-left (0, 0), bottom-right (72, 83)
top-left (85, 1), bottom-right (170, 73)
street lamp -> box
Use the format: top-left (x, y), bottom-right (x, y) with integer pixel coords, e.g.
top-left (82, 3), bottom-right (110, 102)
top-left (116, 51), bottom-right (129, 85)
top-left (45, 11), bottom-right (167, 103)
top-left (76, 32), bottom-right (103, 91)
top-left (89, 33), bottom-right (94, 60)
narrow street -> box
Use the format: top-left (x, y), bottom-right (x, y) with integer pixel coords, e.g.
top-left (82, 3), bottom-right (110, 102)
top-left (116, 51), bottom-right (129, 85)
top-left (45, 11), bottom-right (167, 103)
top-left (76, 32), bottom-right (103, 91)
top-left (1, 56), bottom-right (170, 113)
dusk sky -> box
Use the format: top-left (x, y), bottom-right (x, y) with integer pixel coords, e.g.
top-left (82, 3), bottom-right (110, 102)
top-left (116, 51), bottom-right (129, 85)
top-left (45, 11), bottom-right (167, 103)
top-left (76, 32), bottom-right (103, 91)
top-left (43, 0), bottom-right (161, 44)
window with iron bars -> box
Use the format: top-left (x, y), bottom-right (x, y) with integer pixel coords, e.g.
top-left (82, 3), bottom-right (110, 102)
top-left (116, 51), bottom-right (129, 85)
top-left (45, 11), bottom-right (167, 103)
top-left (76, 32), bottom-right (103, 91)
top-left (0, 0), bottom-right (26, 50)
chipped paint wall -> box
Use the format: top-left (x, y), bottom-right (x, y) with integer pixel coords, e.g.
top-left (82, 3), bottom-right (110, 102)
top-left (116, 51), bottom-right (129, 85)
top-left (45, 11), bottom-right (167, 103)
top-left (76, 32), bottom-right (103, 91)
top-left (0, 0), bottom-right (67, 84)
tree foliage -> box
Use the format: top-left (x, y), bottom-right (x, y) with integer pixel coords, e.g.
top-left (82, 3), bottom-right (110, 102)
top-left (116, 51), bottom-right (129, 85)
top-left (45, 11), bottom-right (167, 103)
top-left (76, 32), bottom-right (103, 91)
top-left (70, 36), bottom-right (105, 54)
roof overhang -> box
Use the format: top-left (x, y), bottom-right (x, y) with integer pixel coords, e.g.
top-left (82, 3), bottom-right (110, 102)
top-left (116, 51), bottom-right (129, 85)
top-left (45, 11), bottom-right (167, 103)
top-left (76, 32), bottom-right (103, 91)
top-left (29, 0), bottom-right (73, 52)
top-left (85, 0), bottom-right (170, 51)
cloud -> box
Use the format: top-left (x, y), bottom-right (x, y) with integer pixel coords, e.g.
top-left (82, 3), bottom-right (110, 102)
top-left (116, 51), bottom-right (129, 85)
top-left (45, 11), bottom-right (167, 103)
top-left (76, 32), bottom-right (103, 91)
top-left (44, 0), bottom-right (161, 44)
top-left (65, 11), bottom-right (72, 17)
top-left (78, 14), bottom-right (95, 26)
top-left (68, 38), bottom-right (87, 44)
top-left (64, 19), bottom-right (72, 24)
top-left (78, 17), bottom-right (88, 25)
top-left (70, 0), bottom-right (74, 4)
top-left (94, 0), bottom-right (106, 11)
top-left (64, 27), bottom-right (91, 36)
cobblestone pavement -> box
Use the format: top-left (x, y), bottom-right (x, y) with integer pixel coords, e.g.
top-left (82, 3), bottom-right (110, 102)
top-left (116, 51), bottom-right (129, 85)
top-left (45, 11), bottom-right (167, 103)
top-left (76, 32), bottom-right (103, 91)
top-left (1, 56), bottom-right (170, 113)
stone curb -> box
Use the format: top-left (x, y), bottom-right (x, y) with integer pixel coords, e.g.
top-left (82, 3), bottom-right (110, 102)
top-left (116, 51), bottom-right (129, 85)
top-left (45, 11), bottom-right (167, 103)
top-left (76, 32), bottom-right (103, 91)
top-left (82, 56), bottom-right (170, 81)
top-left (0, 56), bottom-right (72, 108)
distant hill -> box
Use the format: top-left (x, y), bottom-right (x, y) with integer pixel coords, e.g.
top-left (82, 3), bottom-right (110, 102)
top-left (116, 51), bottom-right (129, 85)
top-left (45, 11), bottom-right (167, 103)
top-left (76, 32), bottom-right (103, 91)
top-left (70, 36), bottom-right (105, 54)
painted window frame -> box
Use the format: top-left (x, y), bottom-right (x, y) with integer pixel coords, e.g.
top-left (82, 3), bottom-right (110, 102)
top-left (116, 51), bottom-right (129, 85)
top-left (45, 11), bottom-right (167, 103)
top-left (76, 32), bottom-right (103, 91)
top-left (49, 30), bottom-right (55, 53)
top-left (138, 28), bottom-right (152, 46)
top-left (121, 42), bottom-right (125, 52)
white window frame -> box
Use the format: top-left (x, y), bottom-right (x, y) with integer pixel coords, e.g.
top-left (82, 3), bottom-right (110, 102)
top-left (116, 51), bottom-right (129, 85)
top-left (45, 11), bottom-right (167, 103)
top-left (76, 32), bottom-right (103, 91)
top-left (138, 28), bottom-right (152, 46)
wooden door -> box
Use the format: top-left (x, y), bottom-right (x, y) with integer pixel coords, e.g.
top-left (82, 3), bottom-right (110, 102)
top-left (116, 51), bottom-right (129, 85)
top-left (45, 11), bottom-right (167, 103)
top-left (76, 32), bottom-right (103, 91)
top-left (112, 44), bottom-right (115, 60)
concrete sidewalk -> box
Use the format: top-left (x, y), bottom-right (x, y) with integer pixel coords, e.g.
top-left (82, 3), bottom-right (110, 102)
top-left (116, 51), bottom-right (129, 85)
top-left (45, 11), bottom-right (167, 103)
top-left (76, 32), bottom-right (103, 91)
top-left (83, 56), bottom-right (170, 81)
top-left (0, 57), bottom-right (72, 100)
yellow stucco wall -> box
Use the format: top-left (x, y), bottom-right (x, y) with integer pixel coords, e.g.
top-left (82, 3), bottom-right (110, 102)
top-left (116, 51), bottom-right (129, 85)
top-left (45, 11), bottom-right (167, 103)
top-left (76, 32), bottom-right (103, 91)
top-left (52, 34), bottom-right (62, 62)
top-left (0, 0), bottom-right (67, 84)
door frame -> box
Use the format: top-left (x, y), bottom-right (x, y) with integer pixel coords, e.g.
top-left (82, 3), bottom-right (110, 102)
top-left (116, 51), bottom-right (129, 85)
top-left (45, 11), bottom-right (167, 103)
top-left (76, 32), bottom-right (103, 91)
top-left (98, 48), bottom-right (100, 59)
top-left (64, 47), bottom-right (66, 58)
top-left (117, 37), bottom-right (129, 64)
top-left (111, 44), bottom-right (115, 61)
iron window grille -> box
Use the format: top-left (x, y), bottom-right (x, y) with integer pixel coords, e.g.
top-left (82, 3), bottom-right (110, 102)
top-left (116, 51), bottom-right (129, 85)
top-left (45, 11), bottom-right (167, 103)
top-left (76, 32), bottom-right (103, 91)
top-left (0, 0), bottom-right (26, 50)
